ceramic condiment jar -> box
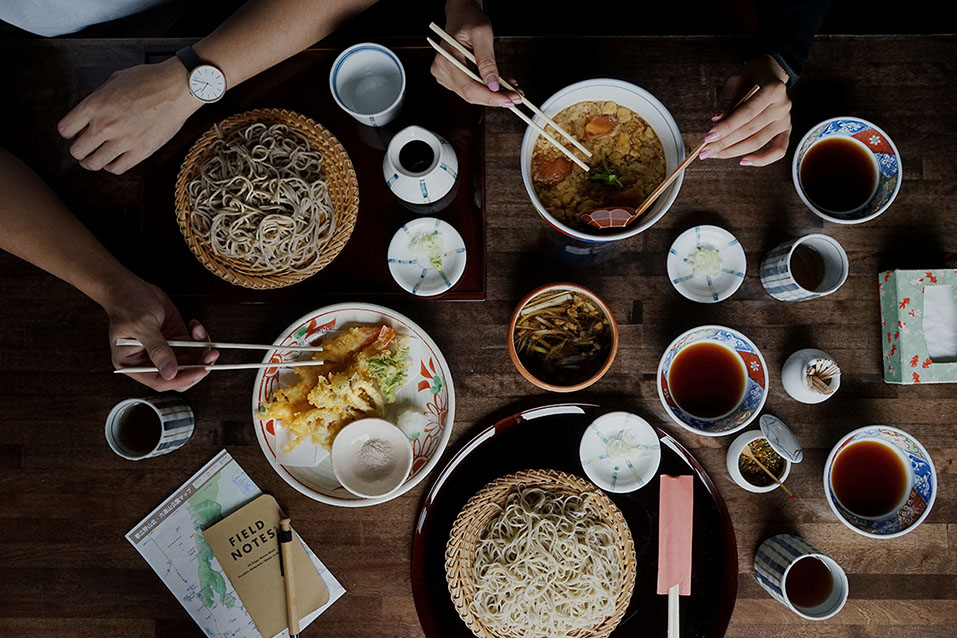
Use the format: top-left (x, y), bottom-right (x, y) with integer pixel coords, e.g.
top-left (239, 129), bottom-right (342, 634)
top-left (383, 125), bottom-right (458, 205)
top-left (781, 348), bottom-right (841, 404)
top-left (727, 414), bottom-right (803, 493)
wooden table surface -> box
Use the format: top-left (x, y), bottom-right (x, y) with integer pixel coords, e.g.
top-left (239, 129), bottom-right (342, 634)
top-left (0, 34), bottom-right (955, 638)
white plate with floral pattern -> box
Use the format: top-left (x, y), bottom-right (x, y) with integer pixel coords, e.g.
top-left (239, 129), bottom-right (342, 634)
top-left (252, 303), bottom-right (455, 507)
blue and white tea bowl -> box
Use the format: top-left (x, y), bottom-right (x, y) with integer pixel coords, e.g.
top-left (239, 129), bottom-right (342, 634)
top-left (656, 325), bottom-right (768, 437)
top-left (824, 426), bottom-right (936, 539)
top-left (792, 116), bottom-right (901, 224)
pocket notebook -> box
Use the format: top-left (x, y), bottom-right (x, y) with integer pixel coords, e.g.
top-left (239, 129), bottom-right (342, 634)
top-left (202, 494), bottom-right (329, 637)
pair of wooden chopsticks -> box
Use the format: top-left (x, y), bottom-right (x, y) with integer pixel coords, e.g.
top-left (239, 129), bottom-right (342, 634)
top-left (427, 22), bottom-right (591, 171)
top-left (112, 338), bottom-right (323, 375)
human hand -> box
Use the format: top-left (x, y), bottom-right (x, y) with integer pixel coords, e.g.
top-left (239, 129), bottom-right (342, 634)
top-left (432, 0), bottom-right (521, 107)
top-left (106, 281), bottom-right (219, 392)
top-left (57, 57), bottom-right (201, 175)
top-left (699, 55), bottom-right (792, 167)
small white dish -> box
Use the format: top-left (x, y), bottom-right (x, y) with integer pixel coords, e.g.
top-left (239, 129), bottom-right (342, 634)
top-left (667, 225), bottom-right (746, 303)
top-left (387, 217), bottom-right (467, 296)
top-left (331, 418), bottom-right (413, 499)
top-left (383, 125), bottom-right (458, 204)
top-left (579, 411), bottom-right (661, 493)
top-left (329, 43), bottom-right (405, 127)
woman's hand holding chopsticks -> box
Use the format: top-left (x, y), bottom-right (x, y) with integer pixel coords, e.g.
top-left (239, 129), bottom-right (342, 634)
top-left (430, 0), bottom-right (522, 108)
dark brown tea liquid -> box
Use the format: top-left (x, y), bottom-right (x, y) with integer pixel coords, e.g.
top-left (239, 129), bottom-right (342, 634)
top-left (668, 342), bottom-right (745, 418)
top-left (117, 403), bottom-right (162, 456)
top-left (785, 556), bottom-right (834, 609)
top-left (800, 137), bottom-right (877, 212)
top-left (789, 244), bottom-right (826, 291)
top-left (831, 440), bottom-right (909, 517)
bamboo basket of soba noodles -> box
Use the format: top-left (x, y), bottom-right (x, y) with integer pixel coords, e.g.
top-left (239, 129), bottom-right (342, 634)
top-left (445, 469), bottom-right (636, 638)
top-left (175, 108), bottom-right (359, 289)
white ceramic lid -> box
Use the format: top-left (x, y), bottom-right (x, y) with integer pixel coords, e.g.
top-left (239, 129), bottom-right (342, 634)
top-left (759, 414), bottom-right (803, 463)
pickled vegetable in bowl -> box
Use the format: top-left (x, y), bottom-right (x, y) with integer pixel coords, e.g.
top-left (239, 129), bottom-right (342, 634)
top-left (513, 288), bottom-right (613, 388)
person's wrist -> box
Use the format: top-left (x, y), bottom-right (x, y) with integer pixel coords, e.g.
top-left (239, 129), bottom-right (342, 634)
top-left (160, 56), bottom-right (204, 115)
top-left (98, 272), bottom-right (151, 318)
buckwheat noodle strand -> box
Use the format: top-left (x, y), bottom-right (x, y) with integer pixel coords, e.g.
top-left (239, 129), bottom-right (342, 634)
top-left (470, 487), bottom-right (620, 637)
top-left (187, 122), bottom-right (334, 273)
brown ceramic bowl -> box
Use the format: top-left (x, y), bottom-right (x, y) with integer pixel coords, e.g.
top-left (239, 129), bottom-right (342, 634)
top-left (508, 283), bottom-right (619, 392)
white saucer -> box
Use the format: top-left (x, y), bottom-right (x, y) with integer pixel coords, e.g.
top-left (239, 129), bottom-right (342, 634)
top-left (666, 225), bottom-right (746, 303)
top-left (387, 217), bottom-right (467, 296)
top-left (579, 411), bottom-right (661, 493)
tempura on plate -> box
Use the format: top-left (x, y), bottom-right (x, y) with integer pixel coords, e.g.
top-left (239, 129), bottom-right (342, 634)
top-left (262, 324), bottom-right (410, 452)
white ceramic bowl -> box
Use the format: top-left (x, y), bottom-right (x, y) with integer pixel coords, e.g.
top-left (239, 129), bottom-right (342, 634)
top-left (726, 430), bottom-right (792, 494)
top-left (383, 125), bottom-right (458, 204)
top-left (520, 78), bottom-right (685, 242)
top-left (579, 411), bottom-right (661, 493)
top-left (331, 418), bottom-right (414, 498)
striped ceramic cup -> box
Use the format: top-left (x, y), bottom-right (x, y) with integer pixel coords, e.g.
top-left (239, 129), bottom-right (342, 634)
top-left (754, 534), bottom-right (849, 620)
top-left (105, 395), bottom-right (194, 461)
top-left (759, 234), bottom-right (849, 302)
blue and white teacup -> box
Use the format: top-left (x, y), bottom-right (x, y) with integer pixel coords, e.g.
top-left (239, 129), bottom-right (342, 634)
top-left (824, 426), bottom-right (937, 538)
top-left (792, 116), bottom-right (901, 224)
top-left (759, 234), bottom-right (849, 302)
top-left (105, 395), bottom-right (194, 461)
top-left (329, 43), bottom-right (406, 127)
top-left (754, 534), bottom-right (849, 620)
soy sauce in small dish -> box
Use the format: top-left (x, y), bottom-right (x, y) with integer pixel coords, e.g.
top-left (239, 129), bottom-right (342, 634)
top-left (399, 140), bottom-right (435, 173)
top-left (668, 342), bottom-right (745, 419)
top-left (800, 137), bottom-right (878, 212)
top-left (831, 440), bottom-right (909, 518)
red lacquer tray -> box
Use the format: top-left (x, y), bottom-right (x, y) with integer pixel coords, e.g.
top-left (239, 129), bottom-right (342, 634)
top-left (411, 403), bottom-right (738, 637)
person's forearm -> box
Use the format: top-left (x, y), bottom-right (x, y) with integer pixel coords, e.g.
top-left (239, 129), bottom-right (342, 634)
top-left (0, 149), bottom-right (141, 309)
top-left (754, 0), bottom-right (833, 86)
top-left (193, 0), bottom-right (378, 90)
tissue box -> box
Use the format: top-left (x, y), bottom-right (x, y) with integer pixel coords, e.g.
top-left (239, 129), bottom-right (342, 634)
top-left (879, 269), bottom-right (957, 384)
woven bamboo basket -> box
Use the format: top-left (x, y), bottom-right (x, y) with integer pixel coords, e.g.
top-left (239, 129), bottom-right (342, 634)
top-left (445, 469), bottom-right (637, 638)
top-left (174, 108), bottom-right (359, 289)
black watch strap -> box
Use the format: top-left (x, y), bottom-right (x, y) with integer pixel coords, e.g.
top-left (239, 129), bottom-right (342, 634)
top-left (175, 45), bottom-right (202, 73)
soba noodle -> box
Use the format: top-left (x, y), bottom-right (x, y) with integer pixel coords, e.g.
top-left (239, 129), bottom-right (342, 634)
top-left (470, 487), bottom-right (620, 638)
top-left (186, 122), bottom-right (334, 273)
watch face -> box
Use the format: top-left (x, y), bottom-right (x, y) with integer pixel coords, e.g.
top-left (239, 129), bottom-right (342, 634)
top-left (189, 65), bottom-right (226, 102)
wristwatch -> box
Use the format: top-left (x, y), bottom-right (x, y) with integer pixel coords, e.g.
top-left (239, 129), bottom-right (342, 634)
top-left (176, 45), bottom-right (227, 103)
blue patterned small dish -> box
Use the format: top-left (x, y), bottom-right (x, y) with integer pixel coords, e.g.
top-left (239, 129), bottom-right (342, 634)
top-left (387, 217), bottom-right (466, 296)
top-left (667, 225), bottom-right (746, 303)
top-left (792, 116), bottom-right (902, 224)
top-left (657, 325), bottom-right (769, 436)
top-left (579, 411), bottom-right (661, 493)
top-left (824, 426), bottom-right (936, 538)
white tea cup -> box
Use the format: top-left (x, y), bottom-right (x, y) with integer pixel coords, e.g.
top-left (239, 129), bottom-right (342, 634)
top-left (329, 43), bottom-right (405, 127)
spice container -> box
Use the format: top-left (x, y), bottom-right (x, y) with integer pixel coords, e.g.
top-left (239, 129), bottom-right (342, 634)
top-left (781, 348), bottom-right (841, 404)
top-left (727, 415), bottom-right (803, 493)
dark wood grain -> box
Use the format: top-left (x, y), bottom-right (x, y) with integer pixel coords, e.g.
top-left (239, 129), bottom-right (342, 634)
top-left (0, 35), bottom-right (955, 638)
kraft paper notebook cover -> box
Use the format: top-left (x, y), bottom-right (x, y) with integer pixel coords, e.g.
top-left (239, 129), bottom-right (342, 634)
top-left (202, 494), bottom-right (329, 637)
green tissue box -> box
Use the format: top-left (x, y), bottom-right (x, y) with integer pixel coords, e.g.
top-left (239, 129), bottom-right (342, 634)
top-left (879, 269), bottom-right (957, 384)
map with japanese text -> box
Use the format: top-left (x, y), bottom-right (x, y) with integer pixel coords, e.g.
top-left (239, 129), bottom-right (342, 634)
top-left (127, 450), bottom-right (345, 637)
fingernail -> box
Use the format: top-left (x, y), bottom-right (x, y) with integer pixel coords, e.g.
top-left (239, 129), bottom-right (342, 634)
top-left (194, 325), bottom-right (207, 340)
top-left (704, 131), bottom-right (720, 143)
top-left (204, 351), bottom-right (219, 365)
top-left (159, 360), bottom-right (175, 380)
top-left (510, 95), bottom-right (523, 105)
top-left (486, 75), bottom-right (500, 92)
top-left (739, 159), bottom-right (752, 166)
top-left (712, 112), bottom-right (724, 121)
top-left (499, 98), bottom-right (514, 108)
top-left (699, 149), bottom-right (713, 160)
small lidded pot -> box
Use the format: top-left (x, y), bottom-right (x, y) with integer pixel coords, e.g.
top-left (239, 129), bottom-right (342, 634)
top-left (727, 415), bottom-right (803, 493)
